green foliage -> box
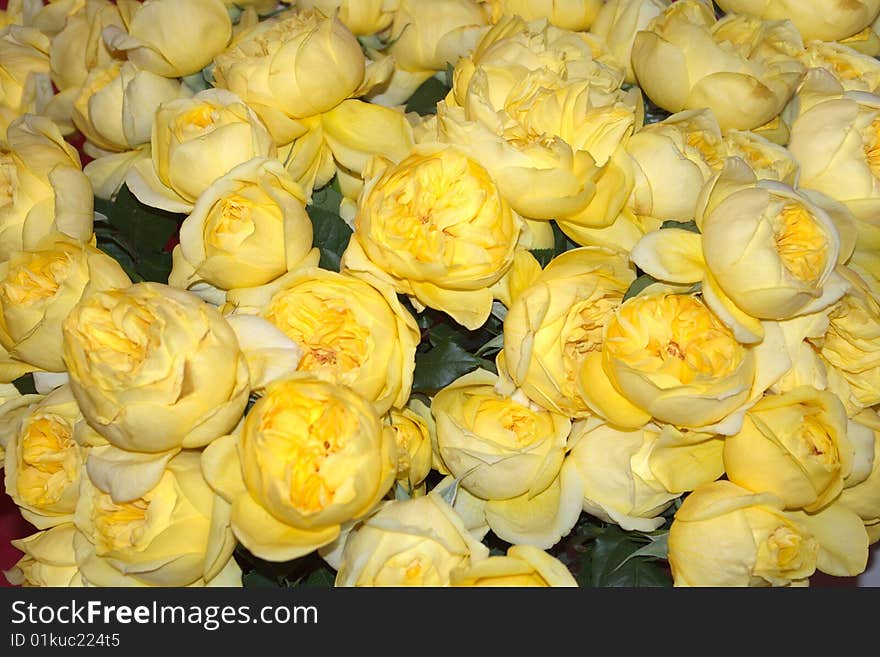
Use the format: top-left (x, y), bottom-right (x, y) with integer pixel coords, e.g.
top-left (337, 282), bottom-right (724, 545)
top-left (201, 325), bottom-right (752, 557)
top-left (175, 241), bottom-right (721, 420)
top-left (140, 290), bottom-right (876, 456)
top-left (306, 184), bottom-right (352, 272)
top-left (623, 273), bottom-right (659, 302)
top-left (404, 66), bottom-right (453, 116)
top-left (94, 184), bottom-right (183, 284)
top-left (660, 219), bottom-right (701, 233)
top-left (412, 337), bottom-right (491, 396)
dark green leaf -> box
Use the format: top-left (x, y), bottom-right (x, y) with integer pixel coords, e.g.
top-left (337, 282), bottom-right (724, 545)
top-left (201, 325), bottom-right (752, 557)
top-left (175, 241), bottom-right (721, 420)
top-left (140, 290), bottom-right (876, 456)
top-left (307, 184), bottom-right (352, 272)
top-left (552, 220), bottom-right (580, 255)
top-left (412, 338), bottom-right (484, 396)
top-left (12, 374), bottom-right (36, 395)
top-left (660, 220), bottom-right (700, 233)
top-left (298, 566), bottom-right (336, 588)
top-left (530, 248), bottom-right (555, 268)
top-left (622, 273), bottom-right (658, 301)
top-left (588, 526), bottom-right (672, 588)
top-left (404, 74), bottom-right (451, 116)
top-left (241, 569), bottom-right (280, 588)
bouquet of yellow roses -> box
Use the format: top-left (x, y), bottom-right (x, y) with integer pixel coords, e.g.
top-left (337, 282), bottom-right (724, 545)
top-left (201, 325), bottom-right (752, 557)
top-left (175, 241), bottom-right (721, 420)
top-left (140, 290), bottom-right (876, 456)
top-left (0, 0), bottom-right (878, 589)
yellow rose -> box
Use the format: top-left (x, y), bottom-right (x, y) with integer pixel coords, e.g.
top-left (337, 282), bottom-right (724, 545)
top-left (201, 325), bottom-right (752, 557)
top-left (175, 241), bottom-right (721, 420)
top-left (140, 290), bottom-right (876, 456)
top-left (74, 450), bottom-right (239, 586)
top-left (631, 0), bottom-right (806, 131)
top-left (722, 129), bottom-right (799, 185)
top-left (0, 383), bottom-right (42, 464)
top-left (202, 375), bottom-right (397, 562)
top-left (697, 158), bottom-right (847, 322)
top-left (169, 157), bottom-right (314, 294)
top-left (0, 114), bottom-right (94, 262)
top-left (340, 144), bottom-right (522, 330)
top-left (292, 0), bottom-right (396, 36)
top-left (668, 480), bottom-right (819, 586)
top-left (213, 9), bottom-right (380, 146)
top-left (839, 410), bottom-right (880, 535)
top-left (714, 0), bottom-right (880, 42)
top-left (591, 0), bottom-right (669, 84)
top-left (226, 267), bottom-right (419, 415)
top-left (125, 88), bottom-right (276, 213)
top-left (0, 25), bottom-right (51, 139)
top-left (584, 292), bottom-right (789, 433)
top-left (812, 265), bottom-right (880, 409)
top-left (450, 543), bottom-right (578, 587)
top-left (61, 282), bottom-right (250, 453)
top-left (431, 368), bottom-right (571, 501)
top-left (799, 40), bottom-right (880, 94)
top-left (102, 0), bottom-right (232, 78)
top-left (72, 60), bottom-right (191, 154)
top-left (557, 209), bottom-right (662, 253)
top-left (334, 487), bottom-right (490, 586)
top-left (567, 418), bottom-right (724, 531)
top-left (723, 387), bottom-right (852, 512)
top-left (0, 235), bottom-right (131, 378)
top-left (3, 385), bottom-right (101, 529)
top-left (4, 523), bottom-right (84, 587)
top-left (48, 1), bottom-right (123, 91)
top-left (387, 400), bottom-right (434, 493)
top-left (786, 71), bottom-right (880, 245)
top-left (500, 246), bottom-right (635, 417)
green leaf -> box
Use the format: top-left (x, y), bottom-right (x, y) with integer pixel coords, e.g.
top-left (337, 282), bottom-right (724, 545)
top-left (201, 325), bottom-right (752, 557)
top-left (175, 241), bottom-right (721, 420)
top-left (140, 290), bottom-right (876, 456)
top-left (306, 184), bottom-right (352, 272)
top-left (530, 248), bottom-right (556, 269)
top-left (622, 273), bottom-right (658, 302)
top-left (660, 220), bottom-right (700, 233)
top-left (404, 73), bottom-right (451, 116)
top-left (242, 569), bottom-right (281, 588)
top-left (12, 374), bottom-right (36, 395)
top-left (611, 532), bottom-right (669, 573)
top-left (412, 338), bottom-right (483, 395)
top-left (298, 566), bottom-right (336, 588)
top-left (588, 526), bottom-right (672, 587)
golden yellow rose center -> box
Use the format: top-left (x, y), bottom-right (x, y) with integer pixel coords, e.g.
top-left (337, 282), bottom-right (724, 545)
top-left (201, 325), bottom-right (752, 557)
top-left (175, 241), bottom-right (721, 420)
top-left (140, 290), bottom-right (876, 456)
top-left (759, 525), bottom-right (806, 572)
top-left (265, 287), bottom-right (369, 377)
top-left (797, 411), bottom-right (838, 467)
top-left (864, 116), bottom-right (880, 180)
top-left (0, 152), bottom-right (16, 207)
top-left (205, 194), bottom-right (257, 252)
top-left (686, 130), bottom-right (723, 170)
top-left (771, 203), bottom-right (828, 284)
top-left (174, 105), bottom-right (219, 140)
top-left (471, 397), bottom-right (542, 448)
top-left (73, 298), bottom-right (153, 374)
top-left (17, 416), bottom-right (77, 506)
top-left (93, 494), bottom-right (149, 552)
top-left (606, 294), bottom-right (743, 384)
top-left (2, 251), bottom-right (71, 305)
top-left (390, 417), bottom-right (422, 476)
top-left (257, 389), bottom-right (356, 515)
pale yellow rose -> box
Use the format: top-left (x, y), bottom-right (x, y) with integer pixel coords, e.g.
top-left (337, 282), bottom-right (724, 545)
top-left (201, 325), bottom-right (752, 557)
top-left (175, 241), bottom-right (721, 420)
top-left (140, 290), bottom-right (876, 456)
top-left (481, 0), bottom-right (601, 31)
top-left (387, 400), bottom-right (433, 493)
top-left (72, 60), bottom-right (191, 154)
top-left (340, 144), bottom-right (522, 330)
top-left (839, 410), bottom-right (880, 535)
top-left (48, 0), bottom-right (123, 94)
top-left (213, 9), bottom-right (387, 146)
top-left (584, 291), bottom-right (790, 433)
top-left (125, 88), bottom-right (276, 213)
top-left (0, 382), bottom-right (42, 465)
top-left (0, 235), bottom-right (131, 379)
top-left (202, 375), bottom-right (397, 562)
top-left (668, 480), bottom-right (819, 586)
top-left (74, 450), bottom-right (239, 587)
top-left (799, 40), bottom-right (880, 94)
top-left (624, 108), bottom-right (723, 222)
top-left (432, 368), bottom-right (571, 501)
top-left (225, 267), bottom-right (419, 416)
top-left (169, 157), bottom-right (314, 294)
top-left (3, 385), bottom-right (100, 529)
top-left (812, 265), bottom-right (880, 409)
top-left (334, 486), bottom-right (490, 586)
top-left (4, 523), bottom-right (84, 587)
top-left (786, 71), bottom-right (880, 247)
top-left (294, 0), bottom-right (397, 36)
top-left (723, 387), bottom-right (852, 513)
top-left (500, 246), bottom-right (635, 418)
top-left (102, 0), bottom-right (232, 78)
top-left (557, 209), bottom-right (662, 253)
top-left (714, 0), bottom-right (880, 42)
top-left (0, 25), bottom-right (51, 139)
top-left (61, 282), bottom-right (250, 453)
top-left (451, 543), bottom-right (577, 586)
top-left (0, 114), bottom-right (94, 262)
top-left (591, 0), bottom-right (670, 84)
top-left (721, 129), bottom-right (799, 185)
top-left (631, 0), bottom-right (806, 131)
top-left (567, 418), bottom-right (724, 532)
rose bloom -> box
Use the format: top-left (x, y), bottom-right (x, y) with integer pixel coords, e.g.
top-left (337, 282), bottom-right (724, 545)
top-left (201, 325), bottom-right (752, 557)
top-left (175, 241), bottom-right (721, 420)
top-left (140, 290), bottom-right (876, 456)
top-left (591, 0), bottom-right (669, 84)
top-left (714, 0), bottom-right (880, 42)
top-left (631, 0), bottom-right (806, 131)
top-left (334, 488), bottom-right (490, 586)
top-left (668, 480), bottom-right (819, 587)
top-left (481, 0), bottom-right (602, 31)
top-left (102, 0), bottom-right (232, 78)
top-left (4, 523), bottom-right (85, 587)
top-left (0, 382), bottom-right (42, 464)
top-left (724, 387), bottom-right (852, 512)
top-left (74, 450), bottom-right (240, 587)
top-left (839, 410), bottom-right (880, 543)
top-left (201, 375), bottom-right (397, 562)
top-left (340, 144), bottom-right (522, 330)
top-left (387, 401), bottom-right (433, 493)
top-left (0, 25), bottom-right (51, 139)
top-left (61, 282), bottom-right (250, 453)
top-left (293, 0), bottom-right (396, 36)
top-left (125, 88), bottom-right (276, 213)
top-left (432, 368), bottom-right (571, 501)
top-left (0, 114), bottom-right (94, 262)
top-left (500, 246), bottom-right (635, 418)
top-left (450, 543), bottom-right (578, 587)
top-left (567, 418), bottom-right (724, 532)
top-left (169, 157), bottom-right (315, 294)
top-left (225, 267), bottom-right (419, 416)
top-left (721, 129), bottom-right (799, 185)
top-left (0, 235), bottom-right (131, 378)
top-left (799, 40), bottom-right (880, 94)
